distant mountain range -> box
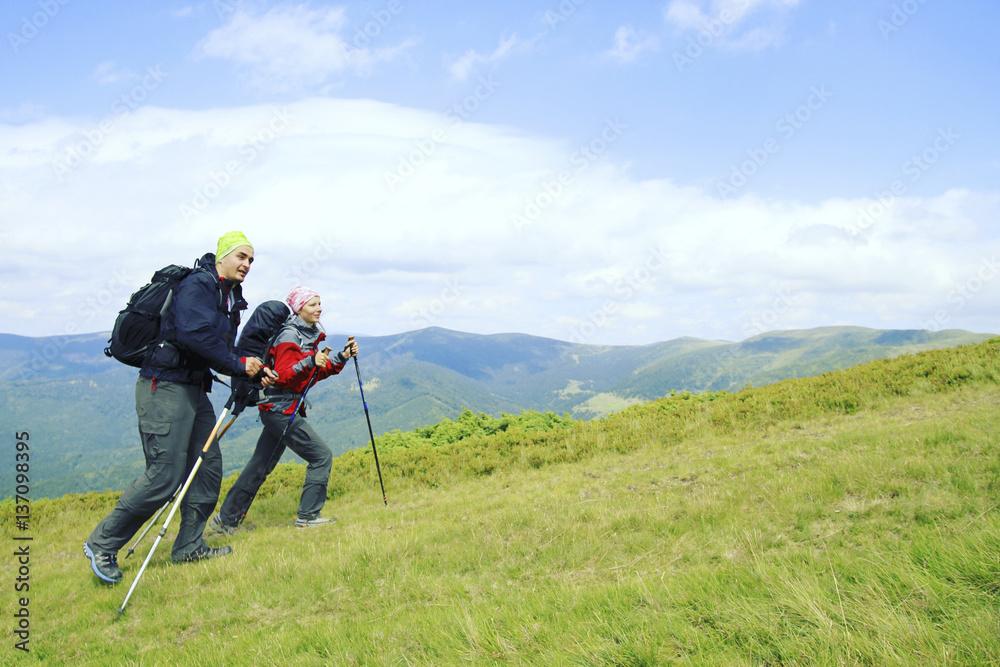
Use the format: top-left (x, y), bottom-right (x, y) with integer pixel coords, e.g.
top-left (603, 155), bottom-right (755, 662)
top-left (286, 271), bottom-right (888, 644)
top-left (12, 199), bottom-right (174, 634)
top-left (1, 326), bottom-right (993, 499)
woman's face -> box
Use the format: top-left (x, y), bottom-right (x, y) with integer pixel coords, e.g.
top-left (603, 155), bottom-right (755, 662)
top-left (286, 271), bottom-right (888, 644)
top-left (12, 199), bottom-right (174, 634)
top-left (298, 296), bottom-right (322, 325)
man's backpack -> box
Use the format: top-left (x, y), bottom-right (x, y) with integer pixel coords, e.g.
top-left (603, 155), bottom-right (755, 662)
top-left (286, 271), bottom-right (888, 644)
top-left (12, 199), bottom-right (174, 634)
top-left (229, 299), bottom-right (291, 414)
top-left (104, 264), bottom-right (194, 367)
top-left (235, 299), bottom-right (291, 364)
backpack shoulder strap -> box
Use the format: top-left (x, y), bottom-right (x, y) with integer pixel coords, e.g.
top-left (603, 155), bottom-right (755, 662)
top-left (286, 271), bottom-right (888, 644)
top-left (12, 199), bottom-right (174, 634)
top-left (264, 320), bottom-right (298, 368)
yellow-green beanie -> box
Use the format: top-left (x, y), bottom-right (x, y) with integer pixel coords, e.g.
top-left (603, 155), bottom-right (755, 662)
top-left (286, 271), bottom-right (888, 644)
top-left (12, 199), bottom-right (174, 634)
top-left (216, 231), bottom-right (253, 261)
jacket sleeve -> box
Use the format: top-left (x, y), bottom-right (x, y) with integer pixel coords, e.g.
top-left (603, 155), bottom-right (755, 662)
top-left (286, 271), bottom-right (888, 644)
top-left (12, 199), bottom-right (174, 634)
top-left (272, 341), bottom-right (346, 389)
top-left (316, 352), bottom-right (346, 381)
top-left (174, 274), bottom-right (244, 377)
top-left (311, 335), bottom-right (347, 381)
top-left (272, 340), bottom-right (317, 390)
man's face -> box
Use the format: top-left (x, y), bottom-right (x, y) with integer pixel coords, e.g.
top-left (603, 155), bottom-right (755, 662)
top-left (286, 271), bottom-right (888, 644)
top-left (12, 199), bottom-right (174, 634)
top-left (217, 245), bottom-right (254, 283)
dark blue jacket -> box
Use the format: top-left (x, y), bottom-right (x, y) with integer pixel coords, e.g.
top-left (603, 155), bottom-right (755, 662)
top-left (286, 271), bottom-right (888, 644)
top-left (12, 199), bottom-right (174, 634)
top-left (140, 253), bottom-right (247, 389)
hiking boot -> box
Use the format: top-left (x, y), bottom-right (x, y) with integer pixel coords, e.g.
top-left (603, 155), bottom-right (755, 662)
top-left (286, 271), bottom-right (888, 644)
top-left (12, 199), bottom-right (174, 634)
top-left (207, 512), bottom-right (238, 536)
top-left (295, 516), bottom-right (336, 528)
top-left (83, 542), bottom-right (123, 584)
top-left (175, 545), bottom-right (233, 563)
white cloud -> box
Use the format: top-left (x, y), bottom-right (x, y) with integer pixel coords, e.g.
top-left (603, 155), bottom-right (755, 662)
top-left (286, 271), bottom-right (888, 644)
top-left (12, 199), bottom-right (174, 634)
top-left (2, 98), bottom-right (998, 345)
top-left (664, 0), bottom-right (711, 32)
top-left (663, 0), bottom-right (801, 51)
top-left (196, 4), bottom-right (413, 91)
top-left (448, 34), bottom-right (522, 81)
top-left (602, 26), bottom-right (660, 64)
top-left (93, 61), bottom-right (127, 85)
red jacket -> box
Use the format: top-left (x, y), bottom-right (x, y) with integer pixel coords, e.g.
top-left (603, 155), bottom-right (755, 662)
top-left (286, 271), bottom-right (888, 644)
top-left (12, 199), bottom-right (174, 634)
top-left (259, 316), bottom-right (346, 415)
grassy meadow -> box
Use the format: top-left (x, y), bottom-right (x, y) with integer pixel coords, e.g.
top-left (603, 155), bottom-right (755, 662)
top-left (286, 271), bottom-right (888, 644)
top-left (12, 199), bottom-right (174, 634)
top-left (2, 339), bottom-right (1000, 665)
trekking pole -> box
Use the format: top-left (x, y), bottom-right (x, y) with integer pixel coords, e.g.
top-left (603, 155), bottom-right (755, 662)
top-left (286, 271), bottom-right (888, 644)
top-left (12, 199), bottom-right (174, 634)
top-left (351, 337), bottom-right (387, 505)
top-left (124, 406), bottom-right (242, 559)
top-left (124, 486), bottom-right (177, 560)
top-left (118, 397), bottom-right (233, 615)
top-left (218, 415), bottom-right (238, 439)
top-left (237, 347), bottom-right (330, 526)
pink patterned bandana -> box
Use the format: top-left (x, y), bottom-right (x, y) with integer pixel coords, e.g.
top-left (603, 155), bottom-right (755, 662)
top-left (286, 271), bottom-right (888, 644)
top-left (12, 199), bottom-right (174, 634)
top-left (286, 286), bottom-right (320, 314)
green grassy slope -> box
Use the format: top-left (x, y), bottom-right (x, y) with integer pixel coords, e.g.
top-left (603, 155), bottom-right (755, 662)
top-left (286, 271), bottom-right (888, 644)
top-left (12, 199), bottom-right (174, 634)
top-left (2, 338), bottom-right (999, 665)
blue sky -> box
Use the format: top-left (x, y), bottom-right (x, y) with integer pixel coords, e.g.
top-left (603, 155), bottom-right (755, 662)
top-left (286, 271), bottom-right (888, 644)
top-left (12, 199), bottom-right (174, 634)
top-left (1, 0), bottom-right (998, 345)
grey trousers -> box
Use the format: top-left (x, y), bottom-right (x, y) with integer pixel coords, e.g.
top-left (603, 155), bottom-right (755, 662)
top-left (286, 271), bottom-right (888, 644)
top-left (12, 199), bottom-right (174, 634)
top-left (87, 377), bottom-right (223, 561)
top-left (217, 410), bottom-right (333, 525)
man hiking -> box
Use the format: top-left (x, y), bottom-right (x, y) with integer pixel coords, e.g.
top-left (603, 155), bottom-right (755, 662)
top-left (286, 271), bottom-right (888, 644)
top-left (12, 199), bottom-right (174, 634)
top-left (84, 231), bottom-right (276, 584)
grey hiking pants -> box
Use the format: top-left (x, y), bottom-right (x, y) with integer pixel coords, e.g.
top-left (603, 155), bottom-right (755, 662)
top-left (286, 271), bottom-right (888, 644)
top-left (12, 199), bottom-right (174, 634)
top-left (217, 410), bottom-right (333, 525)
top-left (87, 377), bottom-right (223, 561)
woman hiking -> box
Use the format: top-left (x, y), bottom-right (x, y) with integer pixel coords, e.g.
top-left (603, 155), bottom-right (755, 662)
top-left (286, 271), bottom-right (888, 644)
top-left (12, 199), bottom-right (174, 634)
top-left (211, 286), bottom-right (357, 532)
